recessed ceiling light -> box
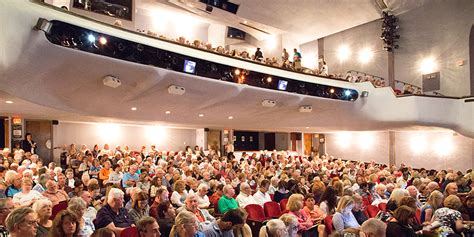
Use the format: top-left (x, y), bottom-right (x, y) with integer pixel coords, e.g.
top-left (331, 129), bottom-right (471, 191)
top-left (243, 20), bottom-right (248, 24)
top-left (165, 111), bottom-right (171, 114)
top-left (228, 116), bottom-right (233, 119)
top-left (305, 127), bottom-right (310, 129)
top-left (5, 101), bottom-right (13, 104)
top-left (131, 107), bottom-right (137, 111)
top-left (198, 114), bottom-right (204, 117)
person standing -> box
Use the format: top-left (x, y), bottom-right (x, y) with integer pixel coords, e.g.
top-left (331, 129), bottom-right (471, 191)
top-left (21, 133), bottom-right (36, 154)
top-left (255, 48), bottom-right (263, 62)
top-left (293, 48), bottom-right (302, 71)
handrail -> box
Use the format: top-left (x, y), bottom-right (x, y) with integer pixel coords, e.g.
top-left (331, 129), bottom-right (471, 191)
top-left (33, 1), bottom-right (351, 83)
top-left (396, 94), bottom-right (461, 100)
top-left (347, 70), bottom-right (385, 81)
top-left (394, 79), bottom-right (421, 89)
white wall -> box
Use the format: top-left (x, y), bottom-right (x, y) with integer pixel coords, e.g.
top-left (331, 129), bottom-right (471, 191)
top-left (53, 121), bottom-right (197, 155)
top-left (325, 130), bottom-right (474, 171)
top-left (300, 39), bottom-right (319, 70)
top-left (208, 24), bottom-right (227, 48)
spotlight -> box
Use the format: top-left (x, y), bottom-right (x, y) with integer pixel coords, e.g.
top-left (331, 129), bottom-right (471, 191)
top-left (99, 36), bottom-right (107, 45)
top-left (234, 69), bottom-right (241, 76)
top-left (329, 88), bottom-right (335, 94)
top-left (266, 76), bottom-right (272, 83)
top-left (87, 34), bottom-right (95, 43)
top-left (344, 90), bottom-right (351, 96)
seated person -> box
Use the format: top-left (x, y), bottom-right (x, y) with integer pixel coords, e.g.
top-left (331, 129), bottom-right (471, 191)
top-left (259, 219), bottom-right (288, 237)
top-left (287, 194), bottom-right (314, 230)
top-left (302, 194), bottom-right (325, 222)
top-left (352, 193), bottom-right (369, 225)
top-left (136, 216), bottom-right (160, 237)
top-left (360, 218), bottom-right (386, 237)
top-left (94, 188), bottom-right (133, 236)
top-left (177, 193), bottom-right (215, 225)
top-left (253, 180), bottom-right (272, 207)
top-left (42, 180), bottom-right (69, 206)
top-left (371, 184), bottom-right (388, 206)
top-left (332, 196), bottom-right (360, 233)
top-left (196, 183), bottom-right (210, 209)
top-left (386, 205), bottom-right (417, 237)
top-left (218, 185), bottom-right (238, 214)
top-left (5, 207), bottom-right (38, 237)
top-left (201, 208), bottom-right (245, 237)
top-left (431, 195), bottom-right (465, 235)
top-left (236, 183), bottom-right (257, 208)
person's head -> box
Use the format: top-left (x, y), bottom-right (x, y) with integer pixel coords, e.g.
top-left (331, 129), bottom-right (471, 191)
top-left (444, 182), bottom-right (458, 196)
top-left (393, 205), bottom-right (415, 226)
top-left (129, 165), bottom-right (138, 174)
top-left (185, 193), bottom-right (199, 212)
top-left (79, 190), bottom-right (92, 205)
top-left (389, 188), bottom-right (409, 206)
top-left (336, 196), bottom-right (355, 214)
top-left (223, 184), bottom-right (235, 198)
top-left (67, 197), bottom-right (87, 219)
top-left (50, 210), bottom-right (79, 237)
top-left (426, 190), bottom-right (444, 209)
top-left (287, 194), bottom-right (304, 212)
top-left (155, 186), bottom-right (169, 203)
top-left (399, 196), bottom-right (417, 210)
top-left (197, 183), bottom-right (208, 196)
top-left (21, 178), bottom-right (33, 192)
top-left (174, 180), bottom-right (186, 193)
top-left (219, 208), bottom-right (245, 231)
top-left (303, 195), bottom-right (316, 209)
top-left (259, 219), bottom-right (288, 237)
top-left (375, 184), bottom-right (386, 196)
top-left (240, 183), bottom-right (252, 195)
top-left (360, 218), bottom-right (386, 237)
top-left (406, 186), bottom-right (418, 199)
top-left (443, 195), bottom-right (462, 210)
top-left (352, 193), bottom-right (364, 211)
top-left (32, 199), bottom-right (52, 220)
top-left (279, 214), bottom-right (298, 237)
top-left (91, 228), bottom-right (116, 237)
top-left (132, 191), bottom-right (149, 210)
top-left (107, 188), bottom-right (125, 210)
top-left (46, 180), bottom-right (58, 192)
top-left (157, 201), bottom-right (175, 219)
top-left (137, 216), bottom-right (161, 237)
top-left (0, 198), bottom-right (14, 225)
top-left (171, 210), bottom-right (199, 237)
top-left (6, 207), bottom-right (38, 237)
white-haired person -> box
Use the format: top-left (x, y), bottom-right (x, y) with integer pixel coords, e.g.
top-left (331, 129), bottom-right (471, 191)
top-left (5, 170), bottom-right (21, 198)
top-left (236, 182), bottom-right (257, 208)
top-left (94, 188), bottom-right (133, 236)
top-left (360, 218), bottom-right (386, 237)
top-left (32, 198), bottom-right (53, 237)
top-left (279, 214), bottom-right (299, 237)
top-left (177, 193), bottom-right (215, 225)
top-left (12, 177), bottom-right (43, 208)
top-left (259, 219), bottom-right (288, 237)
top-left (5, 207), bottom-right (38, 237)
top-left (371, 183), bottom-right (388, 206)
top-left (196, 183), bottom-right (210, 209)
top-left (68, 197), bottom-right (95, 237)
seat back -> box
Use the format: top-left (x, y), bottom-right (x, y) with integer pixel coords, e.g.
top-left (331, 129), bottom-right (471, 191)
top-left (366, 205), bottom-right (380, 218)
top-left (120, 226), bottom-right (139, 237)
top-left (324, 215), bottom-right (334, 234)
top-left (415, 209), bottom-right (421, 225)
top-left (264, 201), bottom-right (282, 218)
top-left (269, 194), bottom-right (274, 201)
top-left (245, 204), bottom-right (266, 221)
top-left (279, 199), bottom-right (289, 211)
top-left (51, 201), bottom-right (68, 220)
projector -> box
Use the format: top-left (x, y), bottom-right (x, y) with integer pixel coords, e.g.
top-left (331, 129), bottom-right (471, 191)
top-left (262, 99), bottom-right (276, 107)
top-left (168, 85), bottom-right (185, 95)
top-left (299, 105), bottom-right (312, 113)
top-left (103, 75), bottom-right (121, 88)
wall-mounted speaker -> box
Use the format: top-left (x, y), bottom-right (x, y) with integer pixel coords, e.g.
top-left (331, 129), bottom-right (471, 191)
top-left (52, 120), bottom-right (59, 125)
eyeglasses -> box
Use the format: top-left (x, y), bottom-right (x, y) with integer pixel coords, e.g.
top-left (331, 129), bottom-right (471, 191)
top-left (25, 220), bottom-right (38, 226)
top-left (290, 225), bottom-right (299, 232)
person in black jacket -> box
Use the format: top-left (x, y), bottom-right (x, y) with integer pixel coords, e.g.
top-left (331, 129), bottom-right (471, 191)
top-left (386, 205), bottom-right (417, 237)
top-left (21, 133), bottom-right (36, 154)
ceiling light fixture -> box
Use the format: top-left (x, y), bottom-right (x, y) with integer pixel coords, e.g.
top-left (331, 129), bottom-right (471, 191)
top-left (165, 111), bottom-right (171, 114)
top-left (99, 36), bottom-right (107, 45)
top-left (228, 116), bottom-right (233, 119)
top-left (131, 107), bottom-right (137, 111)
top-left (5, 101), bottom-right (13, 104)
top-left (199, 114), bottom-right (204, 117)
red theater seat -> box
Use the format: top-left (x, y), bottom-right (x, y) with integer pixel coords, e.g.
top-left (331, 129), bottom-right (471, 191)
top-left (51, 201), bottom-right (68, 220)
top-left (366, 205), bottom-right (380, 218)
top-left (245, 204), bottom-right (267, 221)
top-left (264, 201), bottom-right (282, 218)
top-left (324, 215), bottom-right (334, 234)
top-left (279, 199), bottom-right (288, 211)
top-left (121, 226), bottom-right (139, 237)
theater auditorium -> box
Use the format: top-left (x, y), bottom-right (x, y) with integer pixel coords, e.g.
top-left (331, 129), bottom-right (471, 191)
top-left (0, 0), bottom-right (473, 236)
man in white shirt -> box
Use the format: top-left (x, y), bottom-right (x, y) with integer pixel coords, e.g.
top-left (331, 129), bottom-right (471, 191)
top-left (371, 184), bottom-right (388, 206)
top-left (196, 183), bottom-right (210, 209)
top-left (236, 183), bottom-right (256, 208)
top-left (253, 179), bottom-right (272, 206)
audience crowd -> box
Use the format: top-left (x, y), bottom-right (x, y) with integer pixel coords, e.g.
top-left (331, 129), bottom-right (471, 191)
top-left (0, 142), bottom-right (473, 237)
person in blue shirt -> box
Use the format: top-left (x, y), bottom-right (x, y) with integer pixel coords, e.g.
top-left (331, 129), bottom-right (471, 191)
top-left (122, 164), bottom-right (139, 189)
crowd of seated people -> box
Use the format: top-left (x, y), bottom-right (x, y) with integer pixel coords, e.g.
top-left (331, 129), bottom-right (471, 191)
top-left (0, 142), bottom-right (473, 237)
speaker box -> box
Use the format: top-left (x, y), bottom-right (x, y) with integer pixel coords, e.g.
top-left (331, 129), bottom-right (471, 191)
top-left (206, 5), bottom-right (213, 12)
top-left (52, 120), bottom-right (59, 125)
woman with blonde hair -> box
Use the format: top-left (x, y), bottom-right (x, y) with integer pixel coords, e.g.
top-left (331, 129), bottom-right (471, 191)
top-left (32, 199), bottom-right (53, 237)
top-left (171, 180), bottom-right (188, 207)
top-left (431, 195), bottom-right (465, 234)
top-left (420, 190), bottom-right (443, 223)
top-left (332, 196), bottom-right (360, 233)
top-left (169, 210), bottom-right (204, 237)
top-left (287, 194), bottom-right (314, 231)
top-left (12, 177), bottom-right (43, 207)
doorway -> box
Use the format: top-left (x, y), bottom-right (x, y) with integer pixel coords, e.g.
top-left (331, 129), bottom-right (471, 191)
top-left (264, 133), bottom-right (275, 150)
top-left (25, 120), bottom-right (53, 163)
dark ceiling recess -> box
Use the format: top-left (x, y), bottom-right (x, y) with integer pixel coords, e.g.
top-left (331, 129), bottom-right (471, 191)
top-left (199, 0), bottom-right (239, 14)
top-left (227, 27), bottom-right (246, 40)
top-left (43, 20), bottom-right (359, 102)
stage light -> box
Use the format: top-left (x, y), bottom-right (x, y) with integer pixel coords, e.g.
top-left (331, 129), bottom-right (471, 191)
top-left (419, 57), bottom-right (437, 74)
top-left (198, 114), bottom-right (204, 117)
top-left (5, 101), bottom-right (13, 104)
top-left (329, 88), bottom-right (335, 94)
top-left (337, 45), bottom-right (351, 61)
top-left (358, 47), bottom-right (373, 64)
top-left (266, 76), bottom-right (272, 83)
top-left (344, 90), bottom-right (351, 96)
top-left (87, 34), bottom-right (95, 43)
top-left (99, 36), bottom-right (107, 45)
top-left (234, 69), bottom-right (241, 75)
top-left (228, 116), bottom-right (233, 120)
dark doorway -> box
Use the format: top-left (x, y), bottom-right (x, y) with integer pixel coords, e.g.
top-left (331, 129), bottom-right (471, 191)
top-left (25, 120), bottom-right (53, 164)
top-left (264, 133), bottom-right (275, 150)
top-left (234, 131), bottom-right (259, 151)
top-left (0, 117), bottom-right (5, 148)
